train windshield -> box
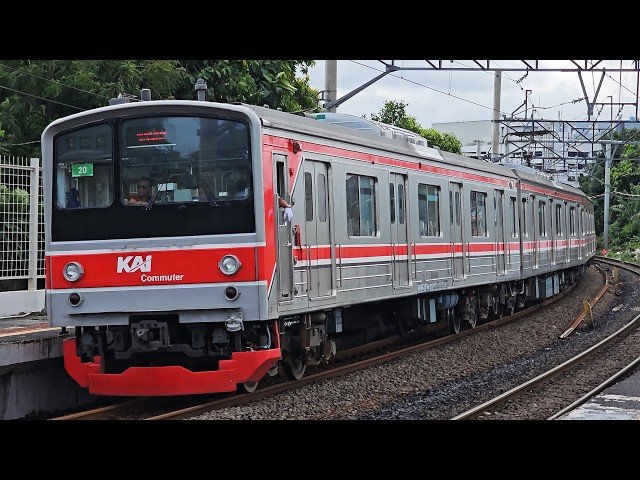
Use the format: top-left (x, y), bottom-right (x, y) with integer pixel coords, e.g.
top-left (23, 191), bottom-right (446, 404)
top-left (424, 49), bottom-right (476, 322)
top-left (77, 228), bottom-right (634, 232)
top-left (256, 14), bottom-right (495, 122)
top-left (119, 117), bottom-right (251, 206)
top-left (51, 115), bottom-right (255, 241)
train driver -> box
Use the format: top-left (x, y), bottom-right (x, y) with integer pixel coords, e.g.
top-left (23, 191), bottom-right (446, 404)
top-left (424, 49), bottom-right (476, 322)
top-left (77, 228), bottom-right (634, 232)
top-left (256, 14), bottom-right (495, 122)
top-left (126, 176), bottom-right (153, 205)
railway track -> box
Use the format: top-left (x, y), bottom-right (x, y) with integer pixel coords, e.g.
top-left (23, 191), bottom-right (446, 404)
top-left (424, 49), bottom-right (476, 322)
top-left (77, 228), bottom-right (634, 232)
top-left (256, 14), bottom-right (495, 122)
top-left (451, 256), bottom-right (640, 420)
top-left (452, 318), bottom-right (640, 419)
top-left (50, 265), bottom-right (604, 420)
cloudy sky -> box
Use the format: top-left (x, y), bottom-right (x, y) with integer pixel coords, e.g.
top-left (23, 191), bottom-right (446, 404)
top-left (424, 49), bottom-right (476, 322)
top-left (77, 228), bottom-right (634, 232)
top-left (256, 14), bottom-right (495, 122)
top-left (306, 60), bottom-right (639, 129)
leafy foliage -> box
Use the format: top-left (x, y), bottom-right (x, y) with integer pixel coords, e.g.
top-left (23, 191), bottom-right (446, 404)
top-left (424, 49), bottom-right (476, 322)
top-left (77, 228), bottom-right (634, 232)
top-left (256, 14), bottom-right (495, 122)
top-left (176, 60), bottom-right (318, 114)
top-left (0, 60), bottom-right (320, 158)
top-left (579, 128), bottom-right (640, 258)
top-left (0, 184), bottom-right (38, 274)
top-left (0, 123), bottom-right (6, 154)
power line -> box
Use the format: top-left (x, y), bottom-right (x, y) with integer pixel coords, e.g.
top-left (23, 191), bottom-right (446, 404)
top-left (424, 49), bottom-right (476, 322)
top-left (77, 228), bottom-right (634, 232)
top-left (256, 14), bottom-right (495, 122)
top-left (0, 62), bottom-right (111, 102)
top-left (0, 84), bottom-right (85, 111)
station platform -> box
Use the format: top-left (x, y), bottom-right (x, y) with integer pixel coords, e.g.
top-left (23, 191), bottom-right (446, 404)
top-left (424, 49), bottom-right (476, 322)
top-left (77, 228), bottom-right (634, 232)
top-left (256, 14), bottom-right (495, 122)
top-left (558, 370), bottom-right (640, 420)
top-left (0, 312), bottom-right (101, 420)
top-left (0, 312), bottom-right (54, 336)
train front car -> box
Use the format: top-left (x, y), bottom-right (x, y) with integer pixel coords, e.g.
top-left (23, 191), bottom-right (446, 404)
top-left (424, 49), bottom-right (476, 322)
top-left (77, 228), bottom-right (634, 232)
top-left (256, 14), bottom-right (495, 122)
top-left (42, 99), bottom-right (280, 396)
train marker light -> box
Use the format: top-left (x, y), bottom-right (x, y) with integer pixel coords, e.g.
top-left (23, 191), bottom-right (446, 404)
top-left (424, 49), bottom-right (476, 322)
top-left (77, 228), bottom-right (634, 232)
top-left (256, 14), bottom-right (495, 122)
top-left (63, 262), bottom-right (84, 282)
top-left (68, 292), bottom-right (83, 306)
top-left (225, 286), bottom-right (239, 300)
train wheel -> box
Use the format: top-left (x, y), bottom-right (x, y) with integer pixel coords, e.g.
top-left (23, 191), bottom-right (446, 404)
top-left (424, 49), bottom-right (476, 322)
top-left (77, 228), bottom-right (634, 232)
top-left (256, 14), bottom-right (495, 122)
top-left (284, 354), bottom-right (307, 380)
top-left (447, 308), bottom-right (461, 334)
top-left (239, 381), bottom-right (259, 393)
top-left (468, 299), bottom-right (478, 328)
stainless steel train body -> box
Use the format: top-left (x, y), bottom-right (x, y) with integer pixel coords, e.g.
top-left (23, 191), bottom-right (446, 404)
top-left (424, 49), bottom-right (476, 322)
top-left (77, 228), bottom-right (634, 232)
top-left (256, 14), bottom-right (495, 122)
top-left (42, 94), bottom-right (596, 396)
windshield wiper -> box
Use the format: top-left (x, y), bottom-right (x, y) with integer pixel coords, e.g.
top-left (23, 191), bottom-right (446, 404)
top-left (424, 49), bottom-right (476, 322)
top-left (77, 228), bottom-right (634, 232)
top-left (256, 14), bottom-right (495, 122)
top-left (199, 177), bottom-right (218, 206)
top-left (146, 174), bottom-right (169, 210)
top-left (145, 188), bottom-right (160, 210)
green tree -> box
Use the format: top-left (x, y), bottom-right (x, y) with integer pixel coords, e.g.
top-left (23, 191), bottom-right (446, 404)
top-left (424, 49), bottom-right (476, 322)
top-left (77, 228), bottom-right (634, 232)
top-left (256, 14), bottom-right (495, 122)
top-left (176, 60), bottom-right (318, 113)
top-left (578, 158), bottom-right (606, 236)
top-left (579, 128), bottom-right (640, 256)
top-left (0, 123), bottom-right (7, 154)
top-left (609, 184), bottom-right (640, 252)
top-left (0, 60), bottom-right (186, 158)
top-left (605, 129), bottom-right (640, 254)
top-left (368, 100), bottom-right (462, 154)
top-left (0, 60), bottom-right (320, 159)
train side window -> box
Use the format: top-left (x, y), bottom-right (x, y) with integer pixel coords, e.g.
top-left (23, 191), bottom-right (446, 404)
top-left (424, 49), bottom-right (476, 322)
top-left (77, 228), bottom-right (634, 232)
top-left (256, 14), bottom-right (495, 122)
top-left (398, 184), bottom-right (405, 225)
top-left (276, 162), bottom-right (285, 201)
top-left (521, 198), bottom-right (527, 237)
top-left (449, 190), bottom-right (461, 226)
top-left (305, 172), bottom-right (313, 222)
top-left (276, 161), bottom-right (290, 225)
top-left (555, 203), bottom-right (563, 236)
top-left (317, 173), bottom-right (327, 223)
top-left (418, 183), bottom-right (441, 237)
top-left (510, 197), bottom-right (518, 238)
top-left (470, 190), bottom-right (487, 237)
top-left (538, 200), bottom-right (547, 236)
top-left (569, 206), bottom-right (576, 236)
top-left (346, 173), bottom-right (377, 237)
top-left (389, 183), bottom-right (396, 224)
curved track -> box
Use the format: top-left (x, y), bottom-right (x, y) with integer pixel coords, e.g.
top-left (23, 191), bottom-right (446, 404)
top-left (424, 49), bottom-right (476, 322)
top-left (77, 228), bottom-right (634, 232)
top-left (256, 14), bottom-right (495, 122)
top-left (451, 317), bottom-right (640, 419)
top-left (451, 256), bottom-right (640, 420)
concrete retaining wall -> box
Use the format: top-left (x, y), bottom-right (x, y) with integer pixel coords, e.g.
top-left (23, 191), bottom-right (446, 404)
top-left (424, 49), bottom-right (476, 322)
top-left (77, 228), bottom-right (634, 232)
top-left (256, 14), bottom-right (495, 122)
top-left (0, 290), bottom-right (45, 319)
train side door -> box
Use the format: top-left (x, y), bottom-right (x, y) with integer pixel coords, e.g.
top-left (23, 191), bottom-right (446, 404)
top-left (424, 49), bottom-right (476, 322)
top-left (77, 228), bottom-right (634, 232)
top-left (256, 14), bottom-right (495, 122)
top-left (551, 200), bottom-right (557, 265)
top-left (449, 182), bottom-right (465, 280)
top-left (565, 202), bottom-right (571, 262)
top-left (532, 195), bottom-right (539, 268)
top-left (275, 156), bottom-right (294, 302)
top-left (390, 173), bottom-right (410, 288)
top-left (577, 207), bottom-right (583, 261)
top-left (304, 160), bottom-right (335, 300)
top-left (494, 189), bottom-right (506, 275)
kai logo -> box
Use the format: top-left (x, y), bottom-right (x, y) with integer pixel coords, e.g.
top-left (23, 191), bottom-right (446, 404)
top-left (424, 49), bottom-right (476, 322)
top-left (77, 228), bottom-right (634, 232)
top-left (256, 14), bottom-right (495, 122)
top-left (117, 255), bottom-right (152, 273)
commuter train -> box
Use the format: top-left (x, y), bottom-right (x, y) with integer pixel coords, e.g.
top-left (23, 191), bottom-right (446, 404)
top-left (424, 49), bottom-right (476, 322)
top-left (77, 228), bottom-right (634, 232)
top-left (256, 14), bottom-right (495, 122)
top-left (42, 82), bottom-right (597, 396)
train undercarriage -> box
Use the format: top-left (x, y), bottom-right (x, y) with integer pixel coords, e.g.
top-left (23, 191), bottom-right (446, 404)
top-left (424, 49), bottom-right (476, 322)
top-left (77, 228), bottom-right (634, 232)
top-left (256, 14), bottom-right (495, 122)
top-left (274, 264), bottom-right (588, 386)
top-left (68, 264), bottom-right (587, 395)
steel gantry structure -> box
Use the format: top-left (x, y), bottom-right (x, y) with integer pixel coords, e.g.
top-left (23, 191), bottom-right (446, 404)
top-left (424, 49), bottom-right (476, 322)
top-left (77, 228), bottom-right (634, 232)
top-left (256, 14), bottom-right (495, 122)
top-left (320, 60), bottom-right (640, 183)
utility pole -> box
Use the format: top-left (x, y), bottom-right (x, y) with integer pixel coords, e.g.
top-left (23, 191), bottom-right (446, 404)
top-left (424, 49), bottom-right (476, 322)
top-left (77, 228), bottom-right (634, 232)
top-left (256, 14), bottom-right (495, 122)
top-left (604, 96), bottom-right (613, 250)
top-left (603, 145), bottom-right (612, 250)
top-left (324, 61), bottom-right (337, 112)
top-left (491, 70), bottom-right (501, 162)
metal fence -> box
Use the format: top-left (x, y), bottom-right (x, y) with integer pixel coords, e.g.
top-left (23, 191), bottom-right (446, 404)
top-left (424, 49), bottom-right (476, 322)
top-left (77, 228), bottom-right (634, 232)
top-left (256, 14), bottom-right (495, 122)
top-left (0, 155), bottom-right (45, 290)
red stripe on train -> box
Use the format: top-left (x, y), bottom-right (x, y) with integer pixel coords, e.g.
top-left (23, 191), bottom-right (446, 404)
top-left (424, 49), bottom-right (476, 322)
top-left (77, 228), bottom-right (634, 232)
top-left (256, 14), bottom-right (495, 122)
top-left (47, 247), bottom-right (261, 289)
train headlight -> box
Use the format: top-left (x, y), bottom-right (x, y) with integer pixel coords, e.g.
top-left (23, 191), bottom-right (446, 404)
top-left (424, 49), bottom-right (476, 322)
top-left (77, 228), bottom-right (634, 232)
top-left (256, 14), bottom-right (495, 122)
top-left (219, 255), bottom-right (241, 275)
top-left (63, 262), bottom-right (84, 282)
